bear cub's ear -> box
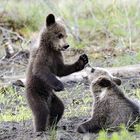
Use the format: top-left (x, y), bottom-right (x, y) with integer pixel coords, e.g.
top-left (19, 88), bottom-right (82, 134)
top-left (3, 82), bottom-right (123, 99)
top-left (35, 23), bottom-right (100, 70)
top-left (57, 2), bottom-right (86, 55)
top-left (46, 14), bottom-right (55, 27)
top-left (98, 77), bottom-right (111, 87)
top-left (113, 78), bottom-right (121, 86)
top-left (91, 68), bottom-right (95, 73)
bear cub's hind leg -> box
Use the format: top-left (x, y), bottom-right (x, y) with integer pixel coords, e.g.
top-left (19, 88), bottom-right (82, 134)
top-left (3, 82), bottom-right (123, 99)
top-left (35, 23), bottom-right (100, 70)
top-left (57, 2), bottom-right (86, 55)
top-left (33, 102), bottom-right (50, 132)
top-left (48, 94), bottom-right (64, 128)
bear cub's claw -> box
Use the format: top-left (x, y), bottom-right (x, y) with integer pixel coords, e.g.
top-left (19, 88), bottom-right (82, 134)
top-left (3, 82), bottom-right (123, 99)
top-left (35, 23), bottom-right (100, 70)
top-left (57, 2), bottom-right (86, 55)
top-left (76, 54), bottom-right (88, 71)
top-left (79, 54), bottom-right (88, 65)
top-left (54, 81), bottom-right (64, 92)
top-left (77, 125), bottom-right (87, 133)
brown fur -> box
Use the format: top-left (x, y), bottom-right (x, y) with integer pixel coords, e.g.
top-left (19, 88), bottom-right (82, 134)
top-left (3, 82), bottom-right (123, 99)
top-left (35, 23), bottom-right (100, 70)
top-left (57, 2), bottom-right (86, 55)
top-left (77, 67), bottom-right (140, 133)
top-left (26, 14), bottom-right (88, 132)
top-left (85, 66), bottom-right (121, 85)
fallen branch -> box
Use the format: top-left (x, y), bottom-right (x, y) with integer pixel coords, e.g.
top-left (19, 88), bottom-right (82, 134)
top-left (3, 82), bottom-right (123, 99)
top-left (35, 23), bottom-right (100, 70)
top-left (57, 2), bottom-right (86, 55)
top-left (4, 41), bottom-right (15, 58)
top-left (0, 26), bottom-right (25, 41)
top-left (11, 64), bottom-right (140, 88)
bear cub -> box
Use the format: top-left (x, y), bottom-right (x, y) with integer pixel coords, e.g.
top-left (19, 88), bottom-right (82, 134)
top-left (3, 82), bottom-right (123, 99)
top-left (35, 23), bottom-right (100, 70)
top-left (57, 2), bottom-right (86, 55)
top-left (26, 14), bottom-right (88, 132)
top-left (77, 66), bottom-right (140, 133)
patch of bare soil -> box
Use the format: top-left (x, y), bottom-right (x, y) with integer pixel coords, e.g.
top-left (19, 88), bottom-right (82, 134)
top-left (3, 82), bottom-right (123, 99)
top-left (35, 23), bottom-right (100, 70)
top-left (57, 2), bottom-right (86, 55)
top-left (0, 116), bottom-right (95, 140)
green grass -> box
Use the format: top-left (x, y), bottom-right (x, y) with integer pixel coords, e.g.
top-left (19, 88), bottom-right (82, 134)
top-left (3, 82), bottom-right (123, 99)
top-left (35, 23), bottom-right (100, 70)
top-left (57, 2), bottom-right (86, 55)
top-left (112, 53), bottom-right (140, 67)
top-left (97, 124), bottom-right (140, 140)
top-left (58, 83), bottom-right (92, 118)
top-left (1, 0), bottom-right (50, 35)
top-left (1, 0), bottom-right (140, 67)
top-left (1, 0), bottom-right (140, 49)
top-left (1, 0), bottom-right (140, 65)
top-left (97, 127), bottom-right (136, 140)
top-left (0, 86), bottom-right (31, 122)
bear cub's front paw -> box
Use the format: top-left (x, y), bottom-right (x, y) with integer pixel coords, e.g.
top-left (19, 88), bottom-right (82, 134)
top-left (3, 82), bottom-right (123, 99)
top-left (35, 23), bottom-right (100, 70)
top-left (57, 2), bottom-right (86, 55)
top-left (77, 124), bottom-right (87, 133)
top-left (76, 54), bottom-right (88, 71)
top-left (54, 81), bottom-right (64, 92)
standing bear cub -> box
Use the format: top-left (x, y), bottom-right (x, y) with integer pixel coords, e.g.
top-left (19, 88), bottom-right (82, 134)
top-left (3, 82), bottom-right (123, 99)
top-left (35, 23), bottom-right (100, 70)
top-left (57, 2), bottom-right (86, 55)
top-left (26, 14), bottom-right (88, 132)
top-left (77, 66), bottom-right (140, 133)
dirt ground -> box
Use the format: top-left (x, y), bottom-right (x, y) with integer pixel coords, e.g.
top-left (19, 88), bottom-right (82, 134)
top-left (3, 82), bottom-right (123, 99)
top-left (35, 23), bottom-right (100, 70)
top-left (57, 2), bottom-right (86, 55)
top-left (0, 116), bottom-right (91, 140)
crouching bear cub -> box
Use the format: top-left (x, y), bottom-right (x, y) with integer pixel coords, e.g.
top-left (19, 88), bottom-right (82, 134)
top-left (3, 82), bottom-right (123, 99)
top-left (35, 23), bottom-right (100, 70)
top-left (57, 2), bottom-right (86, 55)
top-left (77, 66), bottom-right (140, 133)
top-left (26, 14), bottom-right (88, 132)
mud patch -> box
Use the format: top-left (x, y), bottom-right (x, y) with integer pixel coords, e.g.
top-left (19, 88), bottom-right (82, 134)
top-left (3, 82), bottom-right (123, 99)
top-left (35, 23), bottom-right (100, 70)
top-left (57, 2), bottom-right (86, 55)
top-left (0, 117), bottom-right (95, 140)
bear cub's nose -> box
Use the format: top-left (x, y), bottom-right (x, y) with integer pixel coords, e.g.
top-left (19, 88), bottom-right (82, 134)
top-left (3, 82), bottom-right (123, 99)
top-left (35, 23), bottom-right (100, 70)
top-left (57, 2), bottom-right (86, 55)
top-left (64, 45), bottom-right (69, 49)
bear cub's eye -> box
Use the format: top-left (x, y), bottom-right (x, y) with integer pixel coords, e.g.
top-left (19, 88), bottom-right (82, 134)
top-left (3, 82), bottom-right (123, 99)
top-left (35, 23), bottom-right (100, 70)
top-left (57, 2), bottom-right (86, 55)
top-left (91, 68), bottom-right (95, 73)
top-left (58, 33), bottom-right (64, 39)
